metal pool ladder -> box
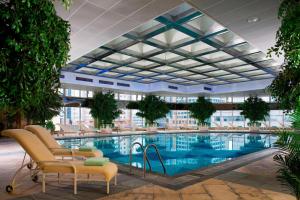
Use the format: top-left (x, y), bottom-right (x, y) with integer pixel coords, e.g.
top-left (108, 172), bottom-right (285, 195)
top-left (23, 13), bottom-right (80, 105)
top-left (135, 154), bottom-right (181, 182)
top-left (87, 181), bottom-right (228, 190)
top-left (129, 142), bottom-right (166, 177)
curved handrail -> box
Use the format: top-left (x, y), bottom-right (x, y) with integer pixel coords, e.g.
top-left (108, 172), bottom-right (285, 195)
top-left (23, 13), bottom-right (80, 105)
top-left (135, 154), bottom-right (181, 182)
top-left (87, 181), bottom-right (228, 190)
top-left (129, 142), bottom-right (151, 174)
top-left (143, 144), bottom-right (166, 177)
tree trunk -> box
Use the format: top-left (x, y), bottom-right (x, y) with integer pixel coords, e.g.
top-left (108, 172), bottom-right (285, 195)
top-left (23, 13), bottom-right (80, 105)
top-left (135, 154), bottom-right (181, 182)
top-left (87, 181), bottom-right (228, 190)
top-left (15, 110), bottom-right (22, 128)
top-left (94, 118), bottom-right (98, 129)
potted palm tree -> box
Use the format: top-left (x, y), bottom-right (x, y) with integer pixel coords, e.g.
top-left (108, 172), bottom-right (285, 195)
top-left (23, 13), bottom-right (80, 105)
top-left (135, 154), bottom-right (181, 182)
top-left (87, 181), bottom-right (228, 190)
top-left (188, 97), bottom-right (216, 131)
top-left (84, 92), bottom-right (121, 134)
top-left (240, 96), bottom-right (270, 132)
top-left (134, 95), bottom-right (169, 132)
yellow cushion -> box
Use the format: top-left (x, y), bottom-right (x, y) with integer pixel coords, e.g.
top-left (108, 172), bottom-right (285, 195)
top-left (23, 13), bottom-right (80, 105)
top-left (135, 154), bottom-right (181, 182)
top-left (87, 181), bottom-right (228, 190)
top-left (42, 161), bottom-right (118, 181)
top-left (25, 125), bottom-right (61, 149)
top-left (26, 125), bottom-right (103, 158)
top-left (1, 129), bottom-right (56, 162)
top-left (52, 149), bottom-right (103, 157)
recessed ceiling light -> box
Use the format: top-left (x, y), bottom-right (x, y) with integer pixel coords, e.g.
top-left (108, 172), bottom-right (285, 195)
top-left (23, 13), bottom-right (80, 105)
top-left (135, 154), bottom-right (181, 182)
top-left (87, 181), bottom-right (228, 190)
top-left (247, 17), bottom-right (260, 23)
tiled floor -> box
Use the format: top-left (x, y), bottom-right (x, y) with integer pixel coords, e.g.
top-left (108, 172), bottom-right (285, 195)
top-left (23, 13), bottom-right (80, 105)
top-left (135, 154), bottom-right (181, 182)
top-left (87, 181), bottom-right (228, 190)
top-left (0, 138), bottom-right (296, 200)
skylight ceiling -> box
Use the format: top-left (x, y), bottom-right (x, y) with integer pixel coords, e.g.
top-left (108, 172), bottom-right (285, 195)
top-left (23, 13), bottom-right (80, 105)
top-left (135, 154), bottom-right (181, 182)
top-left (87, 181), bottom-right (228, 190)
top-left (63, 3), bottom-right (280, 86)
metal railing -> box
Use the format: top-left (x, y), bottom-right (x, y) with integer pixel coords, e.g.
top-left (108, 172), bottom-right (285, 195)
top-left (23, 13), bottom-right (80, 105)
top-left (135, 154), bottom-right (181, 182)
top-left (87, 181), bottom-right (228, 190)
top-left (129, 142), bottom-right (166, 177)
top-left (129, 142), bottom-right (151, 174)
top-left (143, 144), bottom-right (166, 177)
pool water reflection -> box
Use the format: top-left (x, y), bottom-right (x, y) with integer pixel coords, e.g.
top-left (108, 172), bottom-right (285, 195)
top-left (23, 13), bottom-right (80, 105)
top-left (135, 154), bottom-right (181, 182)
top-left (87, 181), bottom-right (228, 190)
top-left (58, 133), bottom-right (277, 176)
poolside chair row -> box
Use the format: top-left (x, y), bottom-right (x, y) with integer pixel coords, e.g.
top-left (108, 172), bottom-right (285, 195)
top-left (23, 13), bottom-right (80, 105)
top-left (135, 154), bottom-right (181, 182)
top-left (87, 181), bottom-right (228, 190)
top-left (2, 126), bottom-right (118, 195)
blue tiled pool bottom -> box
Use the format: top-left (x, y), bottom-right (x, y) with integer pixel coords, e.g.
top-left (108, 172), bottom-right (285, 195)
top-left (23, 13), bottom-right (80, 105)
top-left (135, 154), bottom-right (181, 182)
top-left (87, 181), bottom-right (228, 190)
top-left (58, 133), bottom-right (277, 176)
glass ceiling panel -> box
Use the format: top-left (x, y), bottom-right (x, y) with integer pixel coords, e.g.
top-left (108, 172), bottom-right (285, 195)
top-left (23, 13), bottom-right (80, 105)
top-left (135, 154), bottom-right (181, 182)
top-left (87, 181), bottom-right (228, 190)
top-left (232, 43), bottom-right (259, 55)
top-left (183, 81), bottom-right (200, 85)
top-left (190, 65), bottom-right (217, 72)
top-left (215, 58), bottom-right (247, 68)
top-left (152, 65), bottom-right (178, 73)
top-left (134, 70), bottom-right (158, 76)
top-left (230, 64), bottom-right (257, 72)
top-left (151, 29), bottom-right (193, 46)
top-left (72, 57), bottom-right (94, 65)
top-left (87, 61), bottom-right (115, 69)
top-left (104, 36), bottom-right (130, 49)
top-left (120, 75), bottom-right (140, 80)
top-left (243, 52), bottom-right (268, 62)
top-left (129, 60), bottom-right (158, 69)
top-left (258, 59), bottom-right (281, 68)
top-left (186, 74), bottom-right (207, 80)
top-left (205, 70), bottom-right (230, 76)
top-left (85, 48), bottom-right (108, 59)
top-left (186, 15), bottom-right (226, 36)
top-left (136, 78), bottom-right (157, 83)
top-left (170, 70), bottom-right (194, 76)
top-left (173, 59), bottom-right (202, 68)
top-left (179, 41), bottom-right (216, 55)
top-left (101, 71), bottom-right (121, 78)
top-left (209, 80), bottom-right (228, 85)
top-left (210, 31), bottom-right (245, 46)
top-left (178, 42), bottom-right (216, 55)
top-left (230, 77), bottom-right (250, 82)
top-left (199, 51), bottom-right (233, 62)
top-left (219, 74), bottom-right (241, 80)
top-left (154, 74), bottom-right (174, 80)
top-left (122, 42), bottom-right (158, 56)
top-left (251, 74), bottom-right (274, 79)
top-left (103, 53), bottom-right (137, 64)
top-left (241, 70), bottom-right (266, 76)
top-left (168, 78), bottom-right (189, 83)
top-left (76, 67), bottom-right (99, 75)
top-left (111, 66), bottom-right (140, 73)
top-left (201, 77), bottom-right (219, 82)
top-left (152, 52), bottom-right (183, 62)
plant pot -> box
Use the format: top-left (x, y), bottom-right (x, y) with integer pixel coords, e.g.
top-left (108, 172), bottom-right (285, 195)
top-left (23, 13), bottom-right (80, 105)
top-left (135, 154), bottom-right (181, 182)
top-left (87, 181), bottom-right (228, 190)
top-left (101, 127), bottom-right (112, 134)
top-left (249, 126), bottom-right (260, 132)
top-left (147, 126), bottom-right (157, 132)
top-left (198, 126), bottom-right (209, 132)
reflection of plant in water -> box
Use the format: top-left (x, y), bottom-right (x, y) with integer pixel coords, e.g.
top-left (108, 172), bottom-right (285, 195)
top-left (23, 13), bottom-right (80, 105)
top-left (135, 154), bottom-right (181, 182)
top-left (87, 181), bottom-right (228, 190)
top-left (94, 139), bottom-right (115, 149)
top-left (244, 135), bottom-right (265, 149)
top-left (192, 136), bottom-right (212, 149)
top-left (145, 137), bottom-right (157, 144)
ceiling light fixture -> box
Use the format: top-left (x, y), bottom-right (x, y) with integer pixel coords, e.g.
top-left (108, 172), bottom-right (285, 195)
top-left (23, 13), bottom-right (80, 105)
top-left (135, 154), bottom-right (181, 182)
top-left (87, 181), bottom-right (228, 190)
top-left (247, 17), bottom-right (260, 23)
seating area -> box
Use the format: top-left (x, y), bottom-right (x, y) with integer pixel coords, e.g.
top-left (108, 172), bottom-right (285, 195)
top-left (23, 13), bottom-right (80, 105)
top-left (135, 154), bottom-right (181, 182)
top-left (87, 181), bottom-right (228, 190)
top-left (2, 127), bottom-right (118, 195)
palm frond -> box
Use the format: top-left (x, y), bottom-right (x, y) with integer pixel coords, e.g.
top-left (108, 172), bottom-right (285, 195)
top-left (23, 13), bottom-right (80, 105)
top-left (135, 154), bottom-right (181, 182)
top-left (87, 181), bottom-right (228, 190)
top-left (274, 131), bottom-right (300, 200)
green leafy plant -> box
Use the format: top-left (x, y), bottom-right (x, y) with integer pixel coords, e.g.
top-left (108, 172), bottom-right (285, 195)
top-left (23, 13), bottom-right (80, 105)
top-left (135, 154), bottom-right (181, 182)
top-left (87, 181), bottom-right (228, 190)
top-left (44, 120), bottom-right (56, 133)
top-left (0, 0), bottom-right (70, 127)
top-left (290, 99), bottom-right (300, 130)
top-left (268, 0), bottom-right (300, 67)
top-left (270, 1), bottom-right (300, 198)
top-left (268, 65), bottom-right (300, 110)
top-left (134, 95), bottom-right (169, 126)
top-left (273, 131), bottom-right (300, 200)
top-left (188, 97), bottom-right (216, 126)
top-left (85, 92), bottom-right (121, 129)
top-left (267, 0), bottom-right (300, 111)
top-left (25, 89), bottom-right (62, 124)
top-left (240, 96), bottom-right (270, 127)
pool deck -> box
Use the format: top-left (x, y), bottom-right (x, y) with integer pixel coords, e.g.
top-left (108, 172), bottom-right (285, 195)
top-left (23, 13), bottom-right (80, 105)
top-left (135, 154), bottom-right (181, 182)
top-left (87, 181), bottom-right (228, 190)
top-left (0, 137), bottom-right (296, 200)
top-left (53, 129), bottom-right (277, 140)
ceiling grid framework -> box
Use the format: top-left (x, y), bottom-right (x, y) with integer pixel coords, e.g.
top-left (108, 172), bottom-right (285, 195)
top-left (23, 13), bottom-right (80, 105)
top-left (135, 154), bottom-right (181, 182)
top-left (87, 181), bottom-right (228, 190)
top-left (62, 3), bottom-right (280, 86)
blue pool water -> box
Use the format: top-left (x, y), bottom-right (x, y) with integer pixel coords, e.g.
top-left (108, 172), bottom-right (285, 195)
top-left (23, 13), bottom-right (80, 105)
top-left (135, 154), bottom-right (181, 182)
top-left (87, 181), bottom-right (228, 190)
top-left (58, 132), bottom-right (277, 176)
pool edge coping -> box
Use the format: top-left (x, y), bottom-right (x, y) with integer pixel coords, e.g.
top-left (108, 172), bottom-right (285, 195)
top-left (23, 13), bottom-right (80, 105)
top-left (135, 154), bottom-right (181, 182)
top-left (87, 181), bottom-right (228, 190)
top-left (117, 148), bottom-right (278, 190)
